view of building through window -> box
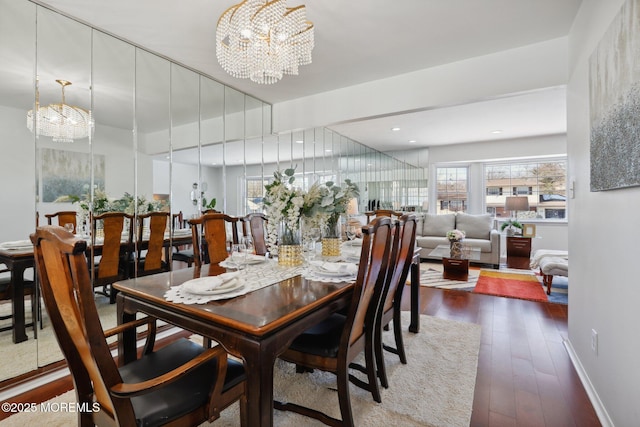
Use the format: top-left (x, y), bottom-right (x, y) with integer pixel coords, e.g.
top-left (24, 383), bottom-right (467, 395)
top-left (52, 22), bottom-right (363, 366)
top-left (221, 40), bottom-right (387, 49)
top-left (485, 160), bottom-right (566, 219)
top-left (436, 166), bottom-right (468, 214)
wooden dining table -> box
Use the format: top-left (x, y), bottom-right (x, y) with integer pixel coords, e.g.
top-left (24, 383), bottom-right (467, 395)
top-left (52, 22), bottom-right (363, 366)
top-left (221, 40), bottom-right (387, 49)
top-left (114, 265), bottom-right (355, 427)
top-left (0, 231), bottom-right (192, 343)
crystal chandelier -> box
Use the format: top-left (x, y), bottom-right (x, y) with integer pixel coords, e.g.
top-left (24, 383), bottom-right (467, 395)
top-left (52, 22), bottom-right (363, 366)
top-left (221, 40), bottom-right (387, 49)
top-left (27, 79), bottom-right (93, 143)
top-left (216, 0), bottom-right (314, 84)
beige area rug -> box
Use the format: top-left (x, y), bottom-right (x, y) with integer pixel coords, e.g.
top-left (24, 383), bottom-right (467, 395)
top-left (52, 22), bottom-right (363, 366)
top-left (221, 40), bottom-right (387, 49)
top-left (0, 296), bottom-right (117, 382)
top-left (418, 263), bottom-right (480, 290)
top-left (0, 313), bottom-right (481, 427)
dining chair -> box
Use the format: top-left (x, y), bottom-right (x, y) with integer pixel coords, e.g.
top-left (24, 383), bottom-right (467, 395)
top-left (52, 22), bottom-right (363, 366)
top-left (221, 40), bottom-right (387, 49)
top-left (90, 212), bottom-right (134, 304)
top-left (275, 216), bottom-right (394, 427)
top-left (0, 267), bottom-right (40, 333)
top-left (241, 213), bottom-right (268, 255)
top-left (132, 211), bottom-right (171, 277)
top-left (45, 210), bottom-right (77, 232)
top-left (364, 209), bottom-right (403, 224)
top-left (188, 212), bottom-right (240, 267)
top-left (171, 211), bottom-right (196, 268)
top-left (30, 226), bottom-right (248, 427)
top-left (374, 213), bottom-right (418, 390)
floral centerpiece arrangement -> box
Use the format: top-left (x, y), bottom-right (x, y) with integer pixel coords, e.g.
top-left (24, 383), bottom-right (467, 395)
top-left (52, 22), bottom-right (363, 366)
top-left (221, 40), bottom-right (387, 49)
top-left (304, 179), bottom-right (359, 238)
top-left (446, 229), bottom-right (465, 258)
top-left (446, 229), bottom-right (465, 242)
top-left (263, 168), bottom-right (307, 257)
top-left (263, 168), bottom-right (360, 260)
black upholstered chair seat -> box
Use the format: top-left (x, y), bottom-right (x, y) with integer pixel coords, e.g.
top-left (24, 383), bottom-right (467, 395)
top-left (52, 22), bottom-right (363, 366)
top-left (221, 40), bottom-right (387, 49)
top-left (288, 313), bottom-right (346, 358)
top-left (119, 338), bottom-right (246, 427)
top-left (172, 249), bottom-right (194, 263)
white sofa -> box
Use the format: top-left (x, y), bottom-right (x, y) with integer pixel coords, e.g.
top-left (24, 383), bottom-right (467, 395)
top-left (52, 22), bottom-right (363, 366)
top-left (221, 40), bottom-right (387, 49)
top-left (416, 212), bottom-right (500, 268)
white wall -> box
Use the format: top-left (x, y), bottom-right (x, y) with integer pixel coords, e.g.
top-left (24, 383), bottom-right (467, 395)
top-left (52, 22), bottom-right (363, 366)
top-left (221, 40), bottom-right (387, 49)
top-left (0, 105), bottom-right (36, 241)
top-left (274, 37), bottom-right (569, 133)
top-left (567, 1), bottom-right (640, 425)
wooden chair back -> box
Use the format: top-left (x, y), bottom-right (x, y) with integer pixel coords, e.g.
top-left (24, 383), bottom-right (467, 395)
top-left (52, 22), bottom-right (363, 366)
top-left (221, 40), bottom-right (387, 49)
top-left (171, 210), bottom-right (184, 230)
top-left (45, 211), bottom-right (77, 231)
top-left (242, 213), bottom-right (268, 255)
top-left (347, 216), bottom-right (394, 350)
top-left (90, 212), bottom-right (133, 285)
top-left (188, 213), bottom-right (239, 267)
top-left (381, 213), bottom-right (417, 315)
top-left (30, 226), bottom-right (248, 427)
top-left (135, 211), bottom-right (170, 275)
top-left (374, 213), bottom-right (418, 387)
top-left (275, 216), bottom-right (395, 425)
top-left (31, 226), bottom-right (126, 423)
top-left (364, 209), bottom-right (403, 223)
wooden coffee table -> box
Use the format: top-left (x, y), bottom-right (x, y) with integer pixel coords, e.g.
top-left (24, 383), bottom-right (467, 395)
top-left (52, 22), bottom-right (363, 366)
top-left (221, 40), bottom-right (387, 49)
top-left (428, 244), bottom-right (481, 281)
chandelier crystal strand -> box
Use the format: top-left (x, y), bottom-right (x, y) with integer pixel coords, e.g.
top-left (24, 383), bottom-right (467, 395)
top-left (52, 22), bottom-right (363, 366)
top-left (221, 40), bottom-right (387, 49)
top-left (26, 79), bottom-right (93, 143)
top-left (216, 0), bottom-right (314, 84)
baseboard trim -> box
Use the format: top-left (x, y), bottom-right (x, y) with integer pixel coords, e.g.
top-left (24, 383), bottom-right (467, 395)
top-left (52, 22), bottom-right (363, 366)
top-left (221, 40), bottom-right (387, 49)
top-left (563, 338), bottom-right (614, 427)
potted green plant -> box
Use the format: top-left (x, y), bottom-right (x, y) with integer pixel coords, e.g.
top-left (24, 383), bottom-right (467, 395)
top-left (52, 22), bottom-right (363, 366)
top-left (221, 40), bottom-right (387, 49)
top-left (500, 219), bottom-right (523, 236)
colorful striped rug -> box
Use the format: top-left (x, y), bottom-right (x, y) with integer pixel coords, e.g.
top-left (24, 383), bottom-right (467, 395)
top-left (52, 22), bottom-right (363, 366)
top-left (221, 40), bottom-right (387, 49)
top-left (418, 264), bottom-right (567, 304)
top-left (473, 269), bottom-right (548, 302)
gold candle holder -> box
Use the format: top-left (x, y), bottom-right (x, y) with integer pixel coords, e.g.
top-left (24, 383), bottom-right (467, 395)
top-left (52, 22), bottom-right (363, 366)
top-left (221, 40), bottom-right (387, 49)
top-left (278, 244), bottom-right (303, 267)
top-left (321, 238), bottom-right (341, 257)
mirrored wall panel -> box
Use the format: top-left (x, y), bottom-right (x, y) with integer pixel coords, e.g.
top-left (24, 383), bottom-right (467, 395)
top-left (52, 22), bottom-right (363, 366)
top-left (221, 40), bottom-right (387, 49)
top-left (0, 0), bottom-right (426, 382)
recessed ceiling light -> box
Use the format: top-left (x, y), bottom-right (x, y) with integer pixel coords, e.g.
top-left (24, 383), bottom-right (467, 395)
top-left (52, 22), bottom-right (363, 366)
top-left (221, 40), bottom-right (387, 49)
top-left (408, 140), bottom-right (417, 143)
top-left (491, 130), bottom-right (503, 134)
top-left (325, 149), bottom-right (332, 152)
top-left (295, 140), bottom-right (304, 144)
top-left (391, 127), bottom-right (400, 131)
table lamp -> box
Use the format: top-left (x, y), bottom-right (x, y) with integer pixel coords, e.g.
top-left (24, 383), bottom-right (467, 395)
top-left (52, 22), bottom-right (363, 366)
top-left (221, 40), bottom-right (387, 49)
top-left (503, 196), bottom-right (529, 235)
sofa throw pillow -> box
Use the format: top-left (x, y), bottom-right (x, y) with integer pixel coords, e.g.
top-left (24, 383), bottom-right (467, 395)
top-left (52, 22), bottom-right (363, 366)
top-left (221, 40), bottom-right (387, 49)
top-left (455, 213), bottom-right (492, 239)
top-left (423, 213), bottom-right (456, 237)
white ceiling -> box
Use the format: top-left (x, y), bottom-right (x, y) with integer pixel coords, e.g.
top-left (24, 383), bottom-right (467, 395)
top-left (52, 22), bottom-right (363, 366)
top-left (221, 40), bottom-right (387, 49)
top-left (34, 0), bottom-right (581, 153)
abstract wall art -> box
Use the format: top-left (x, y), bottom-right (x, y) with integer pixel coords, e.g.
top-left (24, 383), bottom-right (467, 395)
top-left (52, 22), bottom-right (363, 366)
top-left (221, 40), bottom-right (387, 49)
top-left (38, 148), bottom-right (105, 202)
top-left (589, 0), bottom-right (640, 191)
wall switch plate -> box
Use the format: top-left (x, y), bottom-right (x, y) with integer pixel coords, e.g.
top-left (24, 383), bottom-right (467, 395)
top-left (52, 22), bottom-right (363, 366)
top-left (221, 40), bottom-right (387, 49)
top-left (591, 329), bottom-right (598, 354)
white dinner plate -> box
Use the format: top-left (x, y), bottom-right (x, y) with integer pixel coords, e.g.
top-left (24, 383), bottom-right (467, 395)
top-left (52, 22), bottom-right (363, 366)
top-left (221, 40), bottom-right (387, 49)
top-left (181, 275), bottom-right (244, 295)
top-left (310, 261), bottom-right (358, 277)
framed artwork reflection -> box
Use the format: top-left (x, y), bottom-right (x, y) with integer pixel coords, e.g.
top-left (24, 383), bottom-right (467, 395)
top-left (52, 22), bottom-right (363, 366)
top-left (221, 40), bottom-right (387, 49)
top-left (522, 224), bottom-right (536, 238)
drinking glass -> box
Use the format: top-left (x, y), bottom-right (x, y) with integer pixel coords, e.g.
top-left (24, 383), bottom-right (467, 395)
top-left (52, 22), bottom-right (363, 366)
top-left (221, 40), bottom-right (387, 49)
top-left (226, 241), bottom-right (238, 269)
top-left (241, 237), bottom-right (253, 270)
top-left (308, 227), bottom-right (321, 256)
top-left (64, 223), bottom-right (75, 234)
top-left (303, 238), bottom-right (316, 266)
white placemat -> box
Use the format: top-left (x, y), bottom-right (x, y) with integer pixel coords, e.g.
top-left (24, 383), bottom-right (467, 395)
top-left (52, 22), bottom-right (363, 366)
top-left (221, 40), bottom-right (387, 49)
top-left (164, 259), bottom-right (304, 304)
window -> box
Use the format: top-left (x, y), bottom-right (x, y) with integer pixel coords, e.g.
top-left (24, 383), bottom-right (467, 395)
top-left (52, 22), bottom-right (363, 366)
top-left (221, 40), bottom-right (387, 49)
top-left (485, 160), bottom-right (566, 220)
top-left (245, 178), bottom-right (268, 213)
top-left (436, 166), bottom-right (468, 214)
top-left (486, 187), bottom-right (502, 196)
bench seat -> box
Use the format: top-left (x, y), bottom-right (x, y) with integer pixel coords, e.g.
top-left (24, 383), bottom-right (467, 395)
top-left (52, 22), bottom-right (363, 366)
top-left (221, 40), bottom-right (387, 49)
top-left (538, 256), bottom-right (568, 295)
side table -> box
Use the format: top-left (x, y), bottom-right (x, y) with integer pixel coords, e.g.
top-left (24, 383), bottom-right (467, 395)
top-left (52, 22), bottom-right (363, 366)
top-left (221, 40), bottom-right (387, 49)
top-left (506, 236), bottom-right (532, 269)
top-left (442, 257), bottom-right (470, 281)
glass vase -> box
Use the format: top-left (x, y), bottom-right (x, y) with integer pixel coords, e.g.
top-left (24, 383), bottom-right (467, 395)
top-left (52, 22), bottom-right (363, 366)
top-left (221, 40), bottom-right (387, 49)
top-left (278, 220), bottom-right (303, 266)
top-left (321, 217), bottom-right (342, 257)
top-left (449, 240), bottom-right (463, 258)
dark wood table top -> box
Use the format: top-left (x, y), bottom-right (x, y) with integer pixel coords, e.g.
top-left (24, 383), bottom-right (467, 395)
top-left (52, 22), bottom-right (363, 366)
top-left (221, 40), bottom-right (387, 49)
top-left (113, 264), bottom-right (354, 337)
top-left (114, 264), bottom-right (355, 427)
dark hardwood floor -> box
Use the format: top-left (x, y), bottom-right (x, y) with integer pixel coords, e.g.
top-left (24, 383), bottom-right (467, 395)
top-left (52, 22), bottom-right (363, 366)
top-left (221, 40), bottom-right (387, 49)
top-left (402, 286), bottom-right (601, 427)
top-left (1, 280), bottom-right (601, 426)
